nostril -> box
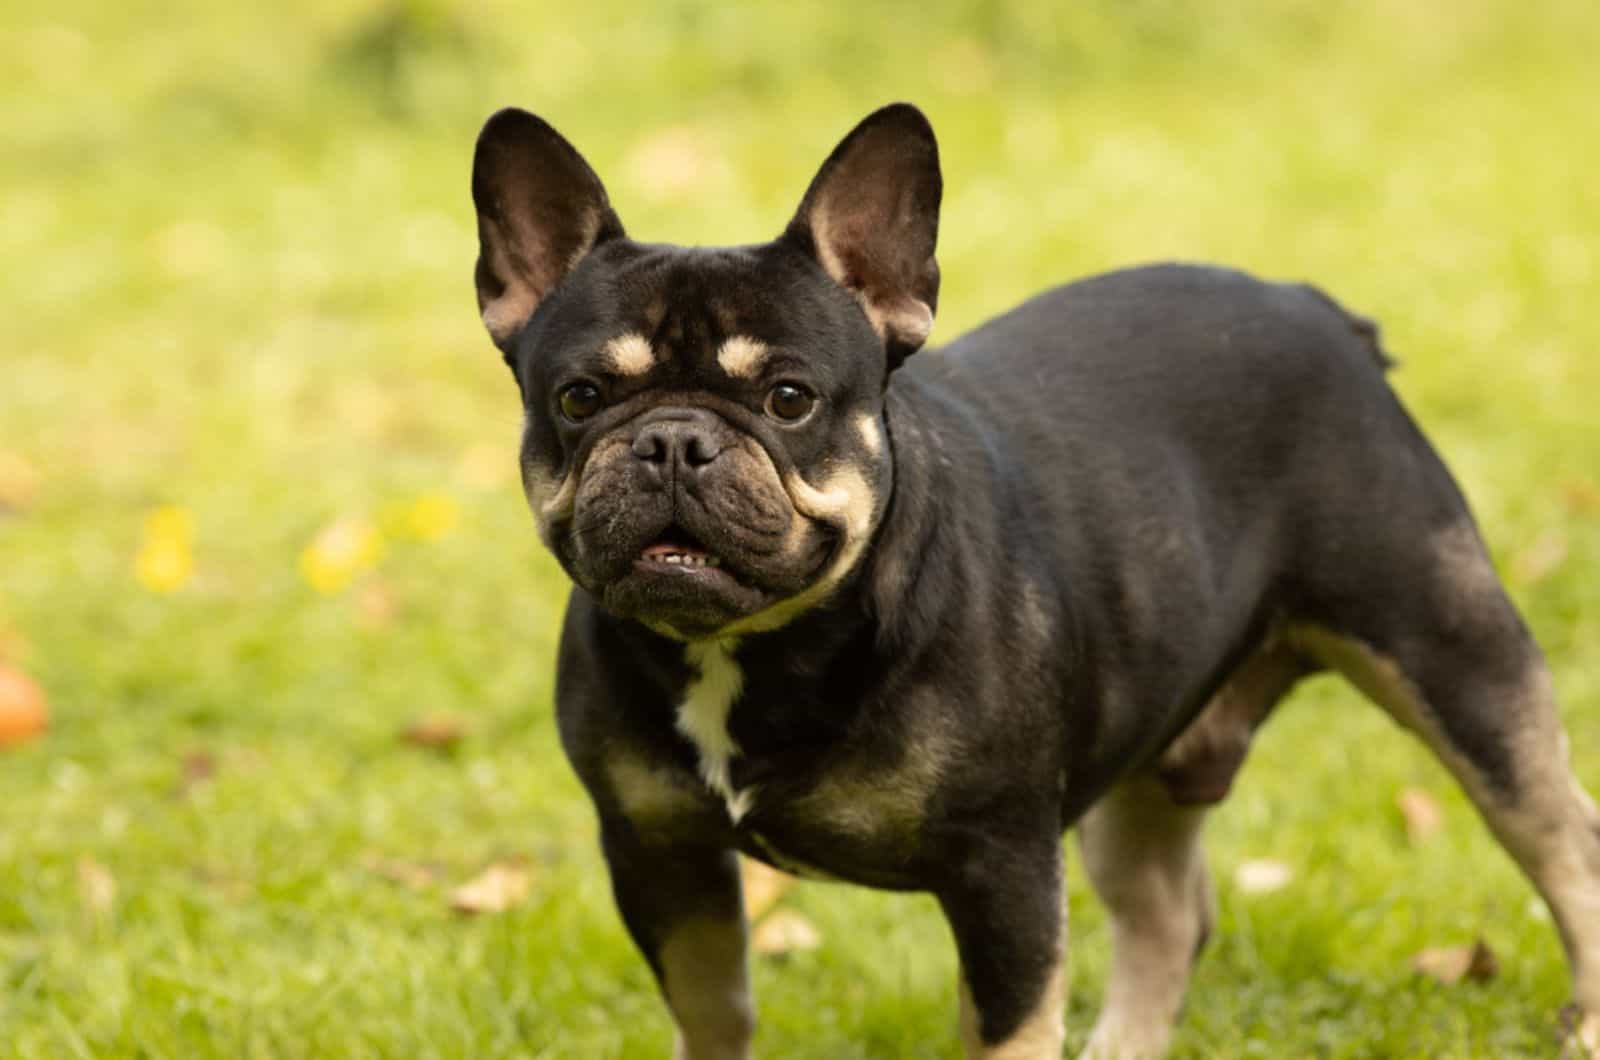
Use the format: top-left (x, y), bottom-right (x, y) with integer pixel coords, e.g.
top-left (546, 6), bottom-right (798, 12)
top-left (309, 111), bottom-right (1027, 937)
top-left (684, 433), bottom-right (722, 467)
top-left (632, 431), bottom-right (668, 464)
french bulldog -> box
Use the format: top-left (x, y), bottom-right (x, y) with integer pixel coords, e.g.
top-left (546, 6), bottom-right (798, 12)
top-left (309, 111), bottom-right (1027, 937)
top-left (469, 102), bottom-right (1600, 1058)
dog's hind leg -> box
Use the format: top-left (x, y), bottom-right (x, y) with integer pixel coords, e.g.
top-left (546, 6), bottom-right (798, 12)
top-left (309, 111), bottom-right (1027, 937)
top-left (1293, 521), bottom-right (1600, 1054)
top-left (1075, 775), bottom-right (1212, 1060)
top-left (1075, 641), bottom-right (1307, 1059)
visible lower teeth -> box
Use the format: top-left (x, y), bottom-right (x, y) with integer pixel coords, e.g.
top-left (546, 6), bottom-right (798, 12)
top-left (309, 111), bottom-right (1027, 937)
top-left (655, 553), bottom-right (721, 568)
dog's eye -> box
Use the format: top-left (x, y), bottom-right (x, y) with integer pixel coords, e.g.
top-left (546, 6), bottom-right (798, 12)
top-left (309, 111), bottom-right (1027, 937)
top-left (559, 382), bottom-right (603, 422)
top-left (765, 383), bottom-right (816, 423)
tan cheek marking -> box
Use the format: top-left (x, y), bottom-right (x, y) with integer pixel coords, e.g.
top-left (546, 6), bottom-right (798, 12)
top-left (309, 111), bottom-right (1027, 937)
top-left (660, 916), bottom-right (754, 1060)
top-left (604, 332), bottom-right (656, 376)
top-left (716, 336), bottom-right (769, 380)
top-left (522, 463), bottom-right (576, 530)
top-left (784, 466), bottom-right (874, 538)
top-left (854, 411), bottom-right (884, 459)
top-left (715, 466), bottom-right (877, 637)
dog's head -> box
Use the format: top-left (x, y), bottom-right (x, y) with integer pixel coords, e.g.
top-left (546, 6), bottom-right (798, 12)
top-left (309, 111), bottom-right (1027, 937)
top-left (471, 104), bottom-right (941, 640)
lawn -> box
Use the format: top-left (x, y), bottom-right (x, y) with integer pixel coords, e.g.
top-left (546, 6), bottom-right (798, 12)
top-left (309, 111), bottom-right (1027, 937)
top-left (2, 1), bottom-right (1598, 1056)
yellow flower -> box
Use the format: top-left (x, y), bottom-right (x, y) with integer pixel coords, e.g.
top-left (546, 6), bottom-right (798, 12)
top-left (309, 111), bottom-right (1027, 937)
top-left (401, 492), bottom-right (460, 542)
top-left (135, 505), bottom-right (194, 593)
top-left (300, 517), bottom-right (384, 595)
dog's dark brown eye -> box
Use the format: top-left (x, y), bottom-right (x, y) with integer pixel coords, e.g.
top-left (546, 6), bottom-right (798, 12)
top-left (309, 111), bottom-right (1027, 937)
top-left (765, 383), bottom-right (816, 423)
top-left (559, 382), bottom-right (603, 422)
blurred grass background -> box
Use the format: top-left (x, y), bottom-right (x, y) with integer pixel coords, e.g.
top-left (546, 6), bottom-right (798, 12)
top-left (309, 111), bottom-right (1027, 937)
top-left (2, 0), bottom-right (1598, 1055)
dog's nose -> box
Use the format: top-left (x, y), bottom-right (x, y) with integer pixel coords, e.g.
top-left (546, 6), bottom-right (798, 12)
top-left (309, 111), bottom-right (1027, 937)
top-left (632, 420), bottom-right (725, 478)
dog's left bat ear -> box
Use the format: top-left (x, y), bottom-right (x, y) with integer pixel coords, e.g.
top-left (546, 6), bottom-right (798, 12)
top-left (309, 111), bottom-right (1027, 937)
top-left (784, 103), bottom-right (942, 370)
top-left (471, 108), bottom-right (625, 354)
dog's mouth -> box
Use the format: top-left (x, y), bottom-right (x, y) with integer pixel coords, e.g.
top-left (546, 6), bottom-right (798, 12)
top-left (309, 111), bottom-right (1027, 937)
top-left (634, 524), bottom-right (731, 576)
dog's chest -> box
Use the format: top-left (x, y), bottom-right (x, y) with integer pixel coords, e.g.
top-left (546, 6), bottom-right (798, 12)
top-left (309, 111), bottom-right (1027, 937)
top-left (676, 640), bottom-right (757, 823)
top-left (667, 641), bottom-right (937, 886)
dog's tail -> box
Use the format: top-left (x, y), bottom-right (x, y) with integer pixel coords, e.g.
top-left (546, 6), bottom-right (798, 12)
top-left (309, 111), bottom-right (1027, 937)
top-left (1299, 283), bottom-right (1396, 371)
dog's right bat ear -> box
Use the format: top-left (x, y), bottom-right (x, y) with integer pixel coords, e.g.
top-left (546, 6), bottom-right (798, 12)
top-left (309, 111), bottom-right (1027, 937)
top-left (471, 109), bottom-right (624, 354)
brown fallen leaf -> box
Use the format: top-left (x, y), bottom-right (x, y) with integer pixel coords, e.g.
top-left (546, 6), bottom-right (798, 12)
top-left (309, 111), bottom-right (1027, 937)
top-left (623, 126), bottom-right (729, 204)
top-left (0, 664), bottom-right (49, 748)
top-left (402, 715), bottom-right (466, 751)
top-left (457, 443), bottom-right (511, 491)
top-left (1233, 858), bottom-right (1293, 895)
top-left (740, 858), bottom-right (794, 921)
top-left (78, 856), bottom-right (116, 919)
top-left (1397, 787), bottom-right (1444, 845)
top-left (363, 853), bottom-right (442, 891)
top-left (1413, 938), bottom-right (1498, 984)
top-left (174, 750), bottom-right (217, 798)
top-left (355, 581), bottom-right (399, 630)
top-left (1561, 478), bottom-right (1600, 516)
top-left (450, 859), bottom-right (535, 914)
top-left (751, 909), bottom-right (821, 956)
top-left (1512, 530), bottom-right (1569, 586)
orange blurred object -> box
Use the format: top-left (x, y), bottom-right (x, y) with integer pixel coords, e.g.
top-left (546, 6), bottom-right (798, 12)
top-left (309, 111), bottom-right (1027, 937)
top-left (0, 665), bottom-right (49, 747)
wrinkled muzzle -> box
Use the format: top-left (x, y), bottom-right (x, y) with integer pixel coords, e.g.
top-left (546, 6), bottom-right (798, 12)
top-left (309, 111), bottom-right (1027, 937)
top-left (544, 407), bottom-right (838, 638)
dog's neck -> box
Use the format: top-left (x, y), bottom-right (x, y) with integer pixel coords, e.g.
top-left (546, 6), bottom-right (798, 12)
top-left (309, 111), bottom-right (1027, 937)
top-left (861, 368), bottom-right (987, 656)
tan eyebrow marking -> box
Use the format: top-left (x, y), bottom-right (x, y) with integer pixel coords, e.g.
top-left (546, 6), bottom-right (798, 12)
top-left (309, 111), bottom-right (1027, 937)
top-left (604, 332), bottom-right (656, 376)
top-left (716, 336), bottom-right (769, 379)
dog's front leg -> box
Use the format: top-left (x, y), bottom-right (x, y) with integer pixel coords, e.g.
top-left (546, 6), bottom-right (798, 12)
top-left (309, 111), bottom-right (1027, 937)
top-left (939, 837), bottom-right (1067, 1059)
top-left (600, 818), bottom-right (752, 1060)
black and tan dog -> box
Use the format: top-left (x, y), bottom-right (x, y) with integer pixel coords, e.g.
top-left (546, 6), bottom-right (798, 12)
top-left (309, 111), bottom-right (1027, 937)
top-left (469, 103), bottom-right (1600, 1058)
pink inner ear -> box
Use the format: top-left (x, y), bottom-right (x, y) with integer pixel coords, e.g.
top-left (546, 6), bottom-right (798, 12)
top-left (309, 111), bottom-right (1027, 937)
top-left (482, 288), bottom-right (539, 347)
top-left (875, 297), bottom-right (933, 348)
top-left (808, 202), bottom-right (933, 347)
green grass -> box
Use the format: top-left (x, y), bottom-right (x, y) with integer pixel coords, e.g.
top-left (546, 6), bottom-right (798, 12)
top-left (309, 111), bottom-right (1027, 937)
top-left (3, 0), bottom-right (1599, 1055)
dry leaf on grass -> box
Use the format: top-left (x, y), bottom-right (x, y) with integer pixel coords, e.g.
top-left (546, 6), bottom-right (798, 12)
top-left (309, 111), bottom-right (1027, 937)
top-left (623, 126), bottom-right (730, 203)
top-left (740, 858), bottom-right (794, 921)
top-left (363, 853), bottom-right (442, 891)
top-left (1512, 530), bottom-right (1569, 586)
top-left (1561, 479), bottom-right (1600, 516)
top-left (1412, 939), bottom-right (1498, 984)
top-left (401, 715), bottom-right (466, 751)
top-left (78, 856), bottom-right (116, 918)
top-left (1396, 787), bottom-right (1444, 845)
top-left (450, 859), bottom-right (535, 914)
top-left (457, 443), bottom-right (511, 491)
top-left (174, 750), bottom-right (217, 798)
top-left (355, 581), bottom-right (399, 629)
top-left (751, 909), bottom-right (821, 956)
top-left (1233, 858), bottom-right (1293, 895)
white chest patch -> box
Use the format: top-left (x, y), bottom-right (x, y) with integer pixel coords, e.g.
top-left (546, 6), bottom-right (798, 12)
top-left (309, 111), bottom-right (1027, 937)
top-left (678, 640), bottom-right (755, 822)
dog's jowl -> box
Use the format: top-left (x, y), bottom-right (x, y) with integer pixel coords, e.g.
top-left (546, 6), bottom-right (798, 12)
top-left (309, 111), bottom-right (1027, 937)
top-left (470, 104), bottom-right (1600, 1058)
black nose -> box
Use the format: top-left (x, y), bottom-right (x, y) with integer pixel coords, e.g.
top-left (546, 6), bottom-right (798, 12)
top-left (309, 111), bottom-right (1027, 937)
top-left (632, 419), bottom-right (725, 479)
